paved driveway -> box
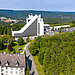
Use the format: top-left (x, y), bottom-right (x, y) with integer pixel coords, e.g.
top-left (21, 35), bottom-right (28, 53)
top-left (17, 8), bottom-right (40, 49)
top-left (24, 43), bottom-right (37, 75)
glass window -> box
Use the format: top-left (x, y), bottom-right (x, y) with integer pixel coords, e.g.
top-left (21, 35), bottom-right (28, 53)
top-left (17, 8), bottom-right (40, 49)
top-left (20, 71), bottom-right (23, 75)
top-left (15, 71), bottom-right (18, 74)
top-left (1, 69), bottom-right (4, 72)
top-left (16, 68), bottom-right (18, 70)
top-left (21, 68), bottom-right (23, 70)
top-left (1, 67), bottom-right (4, 68)
top-left (11, 68), bottom-right (13, 70)
top-left (6, 67), bottom-right (8, 69)
top-left (2, 73), bottom-right (4, 75)
top-left (10, 71), bottom-right (13, 74)
top-left (6, 71), bottom-right (8, 73)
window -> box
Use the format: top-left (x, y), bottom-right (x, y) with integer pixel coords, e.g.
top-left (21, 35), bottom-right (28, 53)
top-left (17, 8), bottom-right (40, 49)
top-left (15, 71), bottom-right (18, 74)
top-left (0, 61), bottom-right (1, 64)
top-left (1, 67), bottom-right (4, 68)
top-left (20, 71), bottom-right (23, 75)
top-left (21, 68), bottom-right (23, 70)
top-left (11, 68), bottom-right (13, 70)
top-left (6, 71), bottom-right (8, 73)
top-left (6, 67), bottom-right (8, 70)
top-left (10, 71), bottom-right (13, 74)
top-left (28, 19), bottom-right (30, 22)
top-left (2, 73), bottom-right (4, 75)
top-left (16, 68), bottom-right (18, 70)
top-left (1, 69), bottom-right (4, 72)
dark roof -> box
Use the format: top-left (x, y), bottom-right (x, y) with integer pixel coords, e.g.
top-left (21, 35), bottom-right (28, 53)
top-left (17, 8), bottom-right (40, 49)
top-left (0, 53), bottom-right (26, 68)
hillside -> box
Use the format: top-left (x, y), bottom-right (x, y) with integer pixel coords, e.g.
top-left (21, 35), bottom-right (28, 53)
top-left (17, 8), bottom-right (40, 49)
top-left (29, 32), bottom-right (75, 75)
top-left (0, 10), bottom-right (75, 22)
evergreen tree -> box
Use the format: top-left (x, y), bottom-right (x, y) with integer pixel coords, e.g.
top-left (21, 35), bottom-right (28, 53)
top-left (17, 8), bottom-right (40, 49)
top-left (17, 38), bottom-right (24, 45)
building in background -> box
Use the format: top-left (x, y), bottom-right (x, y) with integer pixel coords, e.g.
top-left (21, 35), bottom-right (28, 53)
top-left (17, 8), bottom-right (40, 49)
top-left (0, 17), bottom-right (18, 23)
top-left (54, 25), bottom-right (70, 30)
top-left (0, 53), bottom-right (26, 75)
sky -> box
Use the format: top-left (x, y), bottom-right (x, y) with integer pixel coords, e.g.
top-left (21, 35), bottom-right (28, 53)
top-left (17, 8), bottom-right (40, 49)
top-left (0, 0), bottom-right (75, 12)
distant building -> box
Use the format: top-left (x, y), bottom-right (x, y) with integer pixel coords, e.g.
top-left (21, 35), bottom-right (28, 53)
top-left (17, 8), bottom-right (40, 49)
top-left (54, 25), bottom-right (70, 30)
top-left (44, 24), bottom-right (50, 28)
top-left (0, 17), bottom-right (7, 20)
top-left (0, 53), bottom-right (26, 75)
top-left (0, 17), bottom-right (18, 23)
top-left (12, 14), bottom-right (45, 38)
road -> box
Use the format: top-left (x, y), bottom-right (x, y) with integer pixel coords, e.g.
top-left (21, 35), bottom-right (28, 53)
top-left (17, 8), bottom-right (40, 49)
top-left (23, 43), bottom-right (37, 75)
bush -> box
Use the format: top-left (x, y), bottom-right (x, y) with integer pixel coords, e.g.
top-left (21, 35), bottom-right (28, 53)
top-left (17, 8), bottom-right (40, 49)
top-left (26, 67), bottom-right (30, 75)
top-left (26, 35), bottom-right (30, 43)
top-left (0, 40), bottom-right (4, 50)
top-left (29, 45), bottom-right (39, 56)
top-left (8, 38), bottom-right (13, 45)
top-left (59, 29), bottom-right (61, 33)
top-left (1, 35), bottom-right (14, 43)
top-left (8, 45), bottom-right (13, 51)
top-left (13, 49), bottom-right (16, 54)
top-left (17, 38), bottom-right (24, 45)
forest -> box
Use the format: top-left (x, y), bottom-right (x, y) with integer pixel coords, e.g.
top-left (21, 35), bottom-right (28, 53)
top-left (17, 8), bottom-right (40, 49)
top-left (0, 19), bottom-right (75, 35)
top-left (1, 10), bottom-right (75, 20)
top-left (29, 32), bottom-right (75, 75)
top-left (1, 10), bottom-right (75, 36)
top-left (0, 20), bottom-right (25, 35)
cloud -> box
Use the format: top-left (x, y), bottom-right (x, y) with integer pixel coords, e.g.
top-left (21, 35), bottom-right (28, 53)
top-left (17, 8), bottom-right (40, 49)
top-left (0, 0), bottom-right (75, 11)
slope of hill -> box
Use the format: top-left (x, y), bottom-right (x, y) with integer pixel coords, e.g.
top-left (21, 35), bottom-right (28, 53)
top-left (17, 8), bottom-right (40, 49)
top-left (0, 10), bottom-right (75, 19)
top-left (29, 32), bottom-right (75, 75)
top-left (0, 9), bottom-right (75, 23)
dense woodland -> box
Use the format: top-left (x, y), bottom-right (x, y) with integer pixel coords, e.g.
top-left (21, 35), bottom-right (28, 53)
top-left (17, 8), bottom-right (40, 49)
top-left (0, 20), bottom-right (25, 35)
top-left (0, 19), bottom-right (75, 35)
top-left (1, 10), bottom-right (75, 19)
top-left (1, 10), bottom-right (75, 35)
top-left (29, 32), bottom-right (75, 75)
top-left (44, 18), bottom-right (75, 24)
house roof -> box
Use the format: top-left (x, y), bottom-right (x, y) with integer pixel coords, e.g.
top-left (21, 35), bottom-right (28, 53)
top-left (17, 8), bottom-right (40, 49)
top-left (0, 53), bottom-right (26, 68)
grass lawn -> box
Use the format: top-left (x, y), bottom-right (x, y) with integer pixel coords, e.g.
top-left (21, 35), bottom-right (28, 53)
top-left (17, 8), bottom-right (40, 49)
top-left (54, 32), bottom-right (59, 35)
top-left (33, 56), bottom-right (45, 75)
top-left (0, 42), bottom-right (27, 53)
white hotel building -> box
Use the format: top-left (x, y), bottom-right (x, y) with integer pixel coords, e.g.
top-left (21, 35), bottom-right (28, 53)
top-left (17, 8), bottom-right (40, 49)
top-left (12, 14), bottom-right (49, 38)
top-left (0, 53), bottom-right (26, 75)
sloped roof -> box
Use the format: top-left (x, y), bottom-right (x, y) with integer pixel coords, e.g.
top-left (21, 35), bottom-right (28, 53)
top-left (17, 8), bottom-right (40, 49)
top-left (0, 53), bottom-right (26, 68)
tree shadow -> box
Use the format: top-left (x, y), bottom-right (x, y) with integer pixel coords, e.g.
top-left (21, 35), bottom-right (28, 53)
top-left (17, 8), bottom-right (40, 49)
top-left (32, 71), bottom-right (35, 75)
top-left (22, 42), bottom-right (27, 45)
top-left (12, 42), bottom-right (17, 46)
top-left (18, 42), bottom-right (27, 46)
top-left (26, 55), bottom-right (32, 71)
top-left (4, 45), bottom-right (7, 49)
top-left (2, 45), bottom-right (7, 50)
